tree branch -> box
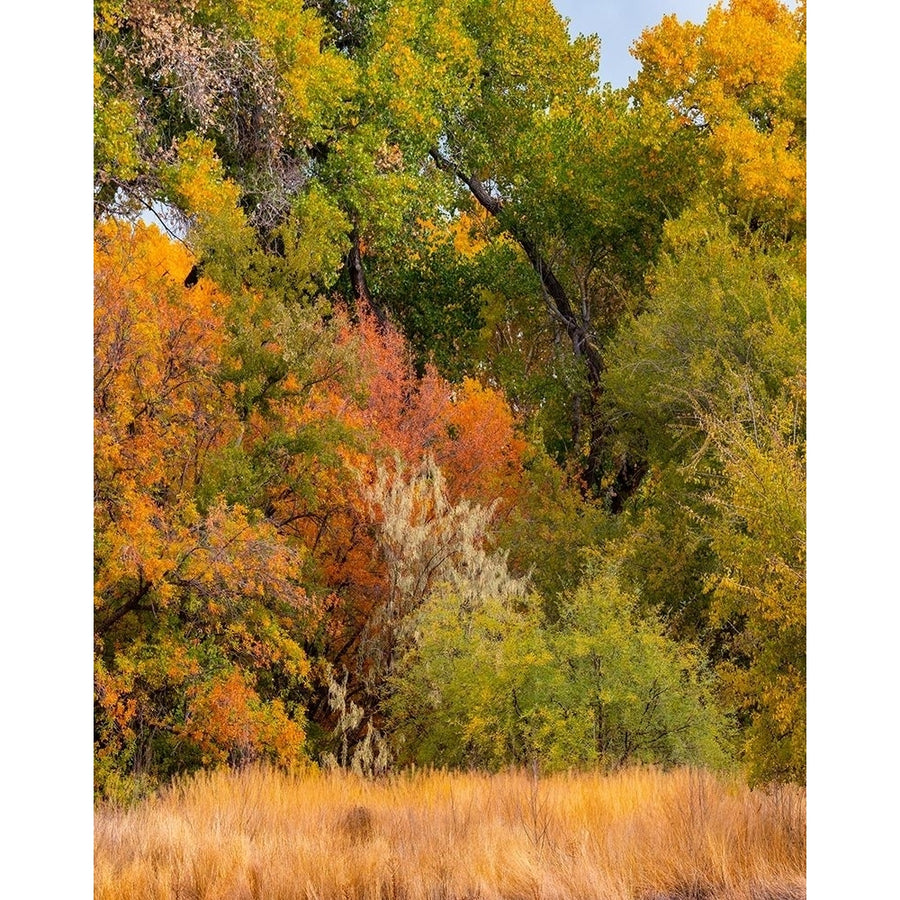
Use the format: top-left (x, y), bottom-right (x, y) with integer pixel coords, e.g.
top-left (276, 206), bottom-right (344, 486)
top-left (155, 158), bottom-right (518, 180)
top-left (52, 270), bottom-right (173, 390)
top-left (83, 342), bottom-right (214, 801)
top-left (429, 147), bottom-right (649, 507)
top-left (348, 221), bottom-right (387, 326)
top-left (96, 579), bottom-right (153, 635)
top-left (428, 147), bottom-right (603, 386)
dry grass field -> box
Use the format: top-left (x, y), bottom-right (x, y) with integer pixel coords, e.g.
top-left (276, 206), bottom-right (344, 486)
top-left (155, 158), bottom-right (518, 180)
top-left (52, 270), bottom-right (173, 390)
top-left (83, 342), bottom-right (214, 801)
top-left (94, 766), bottom-right (805, 900)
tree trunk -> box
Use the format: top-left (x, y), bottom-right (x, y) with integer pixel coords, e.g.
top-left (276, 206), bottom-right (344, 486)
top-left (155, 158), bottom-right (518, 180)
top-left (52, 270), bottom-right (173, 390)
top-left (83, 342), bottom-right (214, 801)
top-left (429, 148), bottom-right (646, 506)
top-left (347, 222), bottom-right (387, 326)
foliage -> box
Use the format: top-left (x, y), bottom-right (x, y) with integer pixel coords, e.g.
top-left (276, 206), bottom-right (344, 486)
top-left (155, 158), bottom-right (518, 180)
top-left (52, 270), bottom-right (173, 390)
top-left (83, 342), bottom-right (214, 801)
top-left (367, 219), bottom-right (490, 379)
top-left (601, 201), bottom-right (805, 781)
top-left (704, 403), bottom-right (806, 784)
top-left (632, 0), bottom-right (806, 238)
top-left (94, 221), bottom-right (322, 794)
top-left (496, 442), bottom-right (610, 615)
top-left (94, 0), bottom-right (807, 790)
top-left (604, 202), bottom-right (805, 466)
top-left (93, 220), bottom-right (533, 792)
top-left (387, 567), bottom-right (730, 771)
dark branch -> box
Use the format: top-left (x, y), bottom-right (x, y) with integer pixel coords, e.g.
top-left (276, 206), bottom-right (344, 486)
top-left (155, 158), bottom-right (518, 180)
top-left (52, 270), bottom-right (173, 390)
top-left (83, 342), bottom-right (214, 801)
top-left (347, 223), bottom-right (387, 326)
top-left (429, 146), bottom-right (648, 508)
top-left (428, 147), bottom-right (603, 386)
top-left (96, 579), bottom-right (153, 635)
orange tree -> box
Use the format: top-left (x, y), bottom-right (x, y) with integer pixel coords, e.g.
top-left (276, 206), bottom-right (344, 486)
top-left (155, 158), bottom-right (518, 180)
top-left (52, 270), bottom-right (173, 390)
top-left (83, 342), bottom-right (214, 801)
top-left (94, 221), bottom-right (327, 795)
top-left (271, 303), bottom-right (529, 745)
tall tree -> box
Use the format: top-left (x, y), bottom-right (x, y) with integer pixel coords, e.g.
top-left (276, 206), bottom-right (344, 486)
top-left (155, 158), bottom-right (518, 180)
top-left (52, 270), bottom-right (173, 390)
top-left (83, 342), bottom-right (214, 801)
top-left (632, 0), bottom-right (806, 239)
top-left (94, 221), bottom-right (327, 793)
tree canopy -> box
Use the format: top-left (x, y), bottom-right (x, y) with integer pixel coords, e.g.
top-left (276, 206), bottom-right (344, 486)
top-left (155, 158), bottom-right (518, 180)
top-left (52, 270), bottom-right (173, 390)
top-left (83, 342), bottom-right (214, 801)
top-left (94, 0), bottom-right (806, 797)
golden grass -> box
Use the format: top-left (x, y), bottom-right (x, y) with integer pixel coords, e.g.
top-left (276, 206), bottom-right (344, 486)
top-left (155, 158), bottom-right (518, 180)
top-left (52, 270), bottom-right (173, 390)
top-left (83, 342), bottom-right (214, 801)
top-left (94, 766), bottom-right (805, 900)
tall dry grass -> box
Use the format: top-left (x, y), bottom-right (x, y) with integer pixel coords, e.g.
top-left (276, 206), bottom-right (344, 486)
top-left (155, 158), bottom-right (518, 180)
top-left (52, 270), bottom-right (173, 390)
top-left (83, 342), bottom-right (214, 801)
top-left (94, 766), bottom-right (804, 900)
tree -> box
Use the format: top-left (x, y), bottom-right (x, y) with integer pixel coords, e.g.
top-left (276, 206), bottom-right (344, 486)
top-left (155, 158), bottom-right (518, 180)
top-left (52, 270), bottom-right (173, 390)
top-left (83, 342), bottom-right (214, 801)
top-left (387, 567), bottom-right (729, 771)
top-left (94, 0), bottom-right (806, 788)
top-left (94, 221), bottom-right (325, 794)
top-left (632, 0), bottom-right (806, 239)
top-left (600, 203), bottom-right (805, 782)
top-left (94, 0), bottom-right (357, 300)
top-left (604, 203), bottom-right (805, 468)
top-left (94, 0), bottom-right (701, 502)
top-left (282, 310), bottom-right (530, 754)
top-left (704, 404), bottom-right (806, 784)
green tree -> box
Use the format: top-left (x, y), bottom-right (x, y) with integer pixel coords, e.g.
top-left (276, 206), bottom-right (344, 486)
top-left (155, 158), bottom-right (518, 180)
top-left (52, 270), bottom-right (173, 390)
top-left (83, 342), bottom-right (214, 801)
top-left (704, 404), bottom-right (805, 784)
top-left (387, 568), bottom-right (730, 771)
top-left (601, 204), bottom-right (805, 781)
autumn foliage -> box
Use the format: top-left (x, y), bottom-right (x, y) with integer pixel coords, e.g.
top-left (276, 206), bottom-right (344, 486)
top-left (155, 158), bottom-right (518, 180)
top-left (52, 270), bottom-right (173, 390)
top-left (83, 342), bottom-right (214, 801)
top-left (94, 0), bottom-right (805, 803)
top-left (94, 222), bottom-right (318, 788)
top-left (633, 0), bottom-right (806, 235)
top-left (93, 219), bottom-right (529, 795)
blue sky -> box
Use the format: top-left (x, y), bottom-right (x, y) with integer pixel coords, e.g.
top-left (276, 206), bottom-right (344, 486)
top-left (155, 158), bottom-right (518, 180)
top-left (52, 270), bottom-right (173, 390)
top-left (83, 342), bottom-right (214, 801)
top-left (552, 1), bottom-right (715, 87)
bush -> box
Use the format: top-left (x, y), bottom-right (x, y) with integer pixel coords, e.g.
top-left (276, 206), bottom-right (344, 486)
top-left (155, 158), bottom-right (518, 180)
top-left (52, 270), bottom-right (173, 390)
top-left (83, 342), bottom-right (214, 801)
top-left (386, 566), bottom-right (731, 771)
